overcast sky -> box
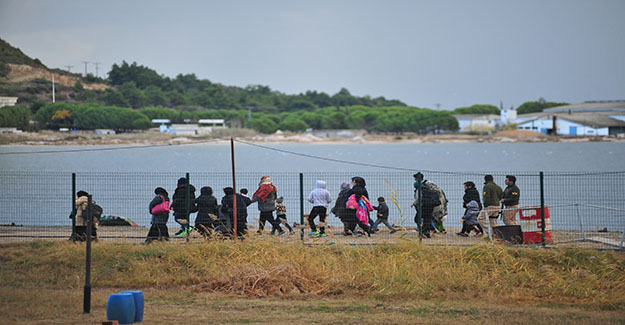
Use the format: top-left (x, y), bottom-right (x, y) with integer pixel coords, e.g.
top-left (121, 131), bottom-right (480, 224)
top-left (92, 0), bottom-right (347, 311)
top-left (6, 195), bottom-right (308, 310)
top-left (1, 0), bottom-right (624, 109)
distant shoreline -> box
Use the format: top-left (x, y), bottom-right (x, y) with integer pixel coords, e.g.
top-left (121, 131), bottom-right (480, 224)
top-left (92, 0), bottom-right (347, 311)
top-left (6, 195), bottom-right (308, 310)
top-left (1, 129), bottom-right (624, 146)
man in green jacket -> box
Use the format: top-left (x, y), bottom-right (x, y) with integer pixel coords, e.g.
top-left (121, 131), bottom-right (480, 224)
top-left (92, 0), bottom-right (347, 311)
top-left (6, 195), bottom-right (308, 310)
top-left (481, 175), bottom-right (503, 230)
top-left (501, 175), bottom-right (520, 226)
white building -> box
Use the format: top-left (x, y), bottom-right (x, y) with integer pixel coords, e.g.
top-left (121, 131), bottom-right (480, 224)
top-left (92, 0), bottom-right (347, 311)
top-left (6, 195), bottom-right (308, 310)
top-left (453, 114), bottom-right (501, 133)
top-left (0, 97), bottom-right (18, 108)
top-left (516, 112), bottom-right (625, 136)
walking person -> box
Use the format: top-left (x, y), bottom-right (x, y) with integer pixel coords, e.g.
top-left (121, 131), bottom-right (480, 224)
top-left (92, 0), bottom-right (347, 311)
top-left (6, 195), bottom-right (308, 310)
top-left (463, 181), bottom-right (483, 215)
top-left (274, 197), bottom-right (294, 234)
top-left (501, 175), bottom-right (520, 226)
top-left (457, 200), bottom-right (484, 237)
top-left (413, 173), bottom-right (448, 234)
top-left (481, 175), bottom-right (503, 230)
top-left (221, 187), bottom-right (252, 238)
top-left (411, 178), bottom-right (441, 238)
top-left (371, 197), bottom-right (396, 233)
top-left (171, 177), bottom-right (197, 237)
top-left (71, 190), bottom-right (100, 242)
top-left (307, 180), bottom-right (333, 237)
top-left (251, 176), bottom-right (284, 235)
top-left (146, 187), bottom-right (170, 243)
top-left (346, 176), bottom-right (372, 236)
top-left (331, 182), bottom-right (353, 235)
top-left (194, 186), bottom-right (219, 238)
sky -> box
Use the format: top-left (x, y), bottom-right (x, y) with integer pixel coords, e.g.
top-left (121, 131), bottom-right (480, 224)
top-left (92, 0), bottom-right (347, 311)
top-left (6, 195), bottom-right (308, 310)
top-left (1, 0), bottom-right (624, 110)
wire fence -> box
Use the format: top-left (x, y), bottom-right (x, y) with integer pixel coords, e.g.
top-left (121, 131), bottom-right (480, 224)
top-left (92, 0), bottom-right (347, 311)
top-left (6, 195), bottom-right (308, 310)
top-left (0, 171), bottom-right (623, 249)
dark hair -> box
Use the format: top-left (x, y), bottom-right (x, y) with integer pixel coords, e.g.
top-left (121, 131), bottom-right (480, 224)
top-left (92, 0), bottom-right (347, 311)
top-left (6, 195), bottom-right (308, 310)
top-left (413, 172), bottom-right (424, 179)
top-left (240, 188), bottom-right (248, 194)
top-left (154, 187), bottom-right (168, 196)
top-left (177, 177), bottom-right (187, 186)
top-left (484, 175), bottom-right (494, 182)
top-left (463, 181), bottom-right (475, 188)
top-left (506, 175), bottom-right (516, 183)
top-left (351, 176), bottom-right (366, 187)
top-left (377, 197), bottom-right (385, 202)
top-left (77, 190), bottom-right (89, 197)
top-left (223, 187), bottom-right (234, 195)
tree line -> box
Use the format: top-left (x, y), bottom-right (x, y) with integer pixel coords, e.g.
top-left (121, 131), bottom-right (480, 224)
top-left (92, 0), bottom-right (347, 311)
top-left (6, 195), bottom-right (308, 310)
top-left (31, 103), bottom-right (459, 134)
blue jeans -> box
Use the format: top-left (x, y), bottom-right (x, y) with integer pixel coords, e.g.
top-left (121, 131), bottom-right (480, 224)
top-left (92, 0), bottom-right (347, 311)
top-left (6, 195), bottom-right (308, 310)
top-left (174, 213), bottom-right (190, 231)
top-left (371, 218), bottom-right (395, 231)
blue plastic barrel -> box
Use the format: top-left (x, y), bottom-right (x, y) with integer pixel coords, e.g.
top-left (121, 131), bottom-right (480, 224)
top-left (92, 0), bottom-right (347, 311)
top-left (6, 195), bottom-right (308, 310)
top-left (120, 290), bottom-right (144, 323)
top-left (107, 293), bottom-right (136, 324)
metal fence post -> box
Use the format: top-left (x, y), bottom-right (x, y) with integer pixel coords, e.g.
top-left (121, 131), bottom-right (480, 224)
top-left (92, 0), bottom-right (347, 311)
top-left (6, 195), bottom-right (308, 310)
top-left (540, 171), bottom-right (546, 247)
top-left (575, 204), bottom-right (586, 241)
top-left (71, 173), bottom-right (76, 241)
top-left (299, 173), bottom-right (304, 226)
top-left (185, 172), bottom-right (190, 242)
top-left (83, 195), bottom-right (92, 314)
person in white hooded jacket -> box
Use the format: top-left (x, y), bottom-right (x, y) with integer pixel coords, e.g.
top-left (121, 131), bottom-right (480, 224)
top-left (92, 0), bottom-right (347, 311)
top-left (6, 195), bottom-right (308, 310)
top-left (307, 180), bottom-right (332, 237)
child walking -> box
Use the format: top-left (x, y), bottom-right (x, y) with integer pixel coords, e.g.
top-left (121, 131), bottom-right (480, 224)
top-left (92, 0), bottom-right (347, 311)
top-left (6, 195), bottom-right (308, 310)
top-left (273, 197), bottom-right (294, 234)
top-left (371, 197), bottom-right (396, 233)
top-left (307, 180), bottom-right (332, 237)
top-left (457, 200), bottom-right (484, 237)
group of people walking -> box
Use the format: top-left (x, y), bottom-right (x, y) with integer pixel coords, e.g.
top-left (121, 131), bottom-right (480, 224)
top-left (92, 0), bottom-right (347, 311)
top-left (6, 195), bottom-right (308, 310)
top-left (70, 173), bottom-right (521, 243)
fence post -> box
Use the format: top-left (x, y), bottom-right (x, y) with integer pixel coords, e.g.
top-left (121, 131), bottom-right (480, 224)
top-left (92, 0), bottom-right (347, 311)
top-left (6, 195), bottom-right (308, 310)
top-left (575, 204), bottom-right (586, 241)
top-left (416, 173), bottom-right (423, 241)
top-left (185, 172), bottom-right (190, 242)
top-left (540, 171), bottom-right (546, 247)
top-left (71, 173), bottom-right (76, 241)
top-left (299, 173), bottom-right (304, 226)
top-left (83, 195), bottom-right (92, 314)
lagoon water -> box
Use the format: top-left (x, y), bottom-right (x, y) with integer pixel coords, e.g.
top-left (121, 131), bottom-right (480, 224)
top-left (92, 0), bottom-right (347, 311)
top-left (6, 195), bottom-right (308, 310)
top-left (1, 141), bottom-right (624, 172)
top-left (1, 142), bottom-right (624, 231)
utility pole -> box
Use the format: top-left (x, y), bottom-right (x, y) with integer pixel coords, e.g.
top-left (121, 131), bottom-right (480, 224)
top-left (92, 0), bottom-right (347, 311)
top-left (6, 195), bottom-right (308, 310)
top-left (52, 73), bottom-right (55, 103)
top-left (82, 61), bottom-right (90, 77)
top-left (65, 65), bottom-right (73, 73)
top-left (93, 62), bottom-right (101, 78)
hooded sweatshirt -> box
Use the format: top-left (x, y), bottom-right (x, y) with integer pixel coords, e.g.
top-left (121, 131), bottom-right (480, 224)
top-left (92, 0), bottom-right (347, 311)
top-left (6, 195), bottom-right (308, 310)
top-left (195, 186), bottom-right (219, 224)
top-left (462, 200), bottom-right (480, 226)
top-left (307, 180), bottom-right (333, 208)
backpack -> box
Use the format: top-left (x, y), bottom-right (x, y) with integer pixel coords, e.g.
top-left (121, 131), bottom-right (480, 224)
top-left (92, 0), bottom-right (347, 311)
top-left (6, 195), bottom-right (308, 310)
top-left (82, 203), bottom-right (103, 221)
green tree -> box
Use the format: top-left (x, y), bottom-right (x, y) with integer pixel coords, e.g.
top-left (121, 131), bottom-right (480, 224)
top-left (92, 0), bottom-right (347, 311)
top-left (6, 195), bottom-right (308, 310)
top-left (250, 116), bottom-right (278, 133)
top-left (119, 81), bottom-right (146, 108)
top-left (516, 98), bottom-right (570, 115)
top-left (452, 104), bottom-right (500, 115)
top-left (144, 85), bottom-right (167, 107)
top-left (0, 105), bottom-right (30, 129)
top-left (278, 115), bottom-right (309, 131)
top-left (103, 89), bottom-right (130, 107)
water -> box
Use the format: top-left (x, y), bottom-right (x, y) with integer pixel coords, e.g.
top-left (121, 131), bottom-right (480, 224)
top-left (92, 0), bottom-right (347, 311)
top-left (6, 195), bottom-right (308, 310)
top-left (0, 141), bottom-right (624, 172)
top-left (1, 142), bottom-right (624, 233)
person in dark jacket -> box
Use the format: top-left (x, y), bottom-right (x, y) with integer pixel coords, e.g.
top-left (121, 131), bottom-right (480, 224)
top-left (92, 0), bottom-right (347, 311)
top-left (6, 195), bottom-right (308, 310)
top-left (481, 174), bottom-right (503, 230)
top-left (171, 177), bottom-right (197, 237)
top-left (221, 187), bottom-right (252, 238)
top-left (331, 182), bottom-right (352, 235)
top-left (411, 180), bottom-right (441, 238)
top-left (463, 181), bottom-right (483, 212)
top-left (145, 187), bottom-right (170, 243)
top-left (501, 175), bottom-right (520, 226)
top-left (371, 197), bottom-right (396, 233)
top-left (194, 186), bottom-right (219, 238)
top-left (344, 177), bottom-right (372, 236)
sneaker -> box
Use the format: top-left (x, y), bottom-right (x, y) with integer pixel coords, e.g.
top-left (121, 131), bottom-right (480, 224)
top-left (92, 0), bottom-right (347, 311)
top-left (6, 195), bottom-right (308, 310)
top-left (176, 228), bottom-right (188, 237)
top-left (308, 231), bottom-right (319, 237)
top-left (456, 232), bottom-right (468, 237)
top-left (278, 231), bottom-right (286, 236)
top-left (475, 233), bottom-right (484, 237)
top-left (318, 233), bottom-right (327, 237)
top-left (390, 229), bottom-right (397, 234)
top-left (174, 230), bottom-right (184, 236)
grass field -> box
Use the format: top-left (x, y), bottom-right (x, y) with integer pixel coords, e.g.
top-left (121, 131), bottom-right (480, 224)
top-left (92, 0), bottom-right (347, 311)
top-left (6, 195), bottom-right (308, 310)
top-left (1, 240), bottom-right (624, 324)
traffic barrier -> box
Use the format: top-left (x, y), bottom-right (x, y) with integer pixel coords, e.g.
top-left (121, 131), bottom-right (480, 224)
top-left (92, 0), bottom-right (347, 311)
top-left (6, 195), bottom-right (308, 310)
top-left (520, 206), bottom-right (553, 244)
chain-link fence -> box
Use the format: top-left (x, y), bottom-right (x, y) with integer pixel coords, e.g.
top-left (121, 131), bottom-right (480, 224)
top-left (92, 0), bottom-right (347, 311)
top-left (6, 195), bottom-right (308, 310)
top-left (0, 171), bottom-right (623, 249)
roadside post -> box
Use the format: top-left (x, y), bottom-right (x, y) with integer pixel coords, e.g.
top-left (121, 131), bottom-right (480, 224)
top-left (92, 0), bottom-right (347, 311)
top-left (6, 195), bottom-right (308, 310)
top-left (84, 195), bottom-right (93, 314)
top-left (540, 172), bottom-right (546, 247)
top-left (416, 173), bottom-right (423, 242)
top-left (71, 173), bottom-right (76, 241)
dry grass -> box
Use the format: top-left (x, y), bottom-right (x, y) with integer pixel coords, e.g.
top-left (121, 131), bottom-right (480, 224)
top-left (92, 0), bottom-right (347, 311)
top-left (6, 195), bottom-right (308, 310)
top-left (1, 240), bottom-right (624, 323)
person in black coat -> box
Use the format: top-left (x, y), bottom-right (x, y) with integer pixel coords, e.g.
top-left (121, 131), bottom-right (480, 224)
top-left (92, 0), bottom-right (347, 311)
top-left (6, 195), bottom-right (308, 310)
top-left (331, 182), bottom-right (352, 235)
top-left (171, 177), bottom-right (197, 236)
top-left (462, 181), bottom-right (483, 212)
top-left (343, 177), bottom-right (372, 236)
top-left (194, 186), bottom-right (219, 238)
top-left (221, 187), bottom-right (252, 238)
top-left (145, 187), bottom-right (170, 243)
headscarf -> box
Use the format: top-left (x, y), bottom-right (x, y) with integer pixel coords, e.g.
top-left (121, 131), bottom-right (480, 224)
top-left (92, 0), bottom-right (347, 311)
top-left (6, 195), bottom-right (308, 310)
top-left (340, 182), bottom-right (350, 191)
top-left (253, 176), bottom-right (277, 202)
